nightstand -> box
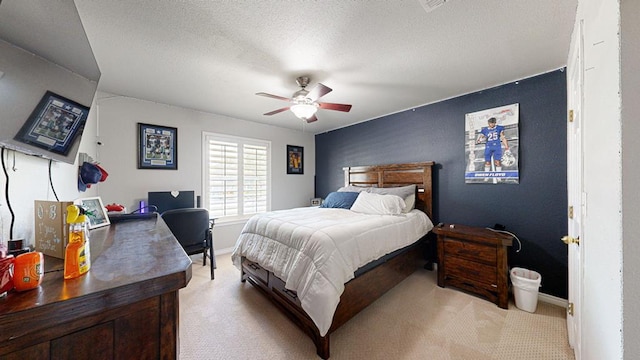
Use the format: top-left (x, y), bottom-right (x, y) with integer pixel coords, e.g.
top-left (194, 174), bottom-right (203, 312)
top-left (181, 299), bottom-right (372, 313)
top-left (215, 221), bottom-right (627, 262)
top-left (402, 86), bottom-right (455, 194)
top-left (433, 223), bottom-right (513, 309)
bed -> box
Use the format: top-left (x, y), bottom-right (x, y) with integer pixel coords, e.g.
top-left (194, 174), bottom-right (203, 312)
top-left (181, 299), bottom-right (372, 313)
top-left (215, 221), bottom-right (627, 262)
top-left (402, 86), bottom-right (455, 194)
top-left (232, 161), bottom-right (435, 359)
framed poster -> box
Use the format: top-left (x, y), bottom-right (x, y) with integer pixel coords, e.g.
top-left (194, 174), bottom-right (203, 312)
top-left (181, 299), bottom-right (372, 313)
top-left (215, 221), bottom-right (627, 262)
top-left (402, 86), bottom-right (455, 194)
top-left (14, 91), bottom-right (90, 155)
top-left (465, 103), bottom-right (519, 184)
top-left (287, 145), bottom-right (303, 174)
top-left (77, 196), bottom-right (110, 229)
top-left (137, 123), bottom-right (177, 170)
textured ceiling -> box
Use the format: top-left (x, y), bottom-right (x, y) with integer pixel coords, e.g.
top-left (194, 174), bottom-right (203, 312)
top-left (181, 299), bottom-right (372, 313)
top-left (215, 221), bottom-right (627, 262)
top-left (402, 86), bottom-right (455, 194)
top-left (72, 1), bottom-right (576, 134)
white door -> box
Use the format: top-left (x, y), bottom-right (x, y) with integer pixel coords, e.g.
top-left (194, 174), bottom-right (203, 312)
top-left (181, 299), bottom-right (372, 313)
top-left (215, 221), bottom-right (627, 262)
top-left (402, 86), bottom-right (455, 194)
top-left (565, 19), bottom-right (584, 360)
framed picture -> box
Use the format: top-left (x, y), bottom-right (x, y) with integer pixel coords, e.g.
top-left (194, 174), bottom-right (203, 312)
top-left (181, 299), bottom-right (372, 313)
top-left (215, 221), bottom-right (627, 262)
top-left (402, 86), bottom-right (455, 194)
top-left (287, 145), bottom-right (303, 174)
top-left (14, 91), bottom-right (90, 155)
top-left (137, 123), bottom-right (178, 170)
top-left (77, 196), bottom-right (110, 229)
top-left (464, 103), bottom-right (520, 184)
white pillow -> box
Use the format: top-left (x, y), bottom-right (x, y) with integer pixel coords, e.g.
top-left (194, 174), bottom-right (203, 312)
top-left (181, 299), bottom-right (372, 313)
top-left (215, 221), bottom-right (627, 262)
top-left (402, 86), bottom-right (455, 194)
top-left (403, 194), bottom-right (416, 213)
top-left (350, 191), bottom-right (406, 215)
top-left (369, 185), bottom-right (416, 213)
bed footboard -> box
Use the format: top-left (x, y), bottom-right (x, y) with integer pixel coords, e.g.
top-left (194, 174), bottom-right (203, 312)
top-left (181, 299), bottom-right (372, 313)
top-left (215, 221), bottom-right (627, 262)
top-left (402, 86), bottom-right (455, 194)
top-left (240, 239), bottom-right (426, 359)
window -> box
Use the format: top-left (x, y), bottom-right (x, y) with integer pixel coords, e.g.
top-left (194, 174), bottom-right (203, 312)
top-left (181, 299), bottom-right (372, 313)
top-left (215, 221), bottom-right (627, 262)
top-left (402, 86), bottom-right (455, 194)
top-left (203, 133), bottom-right (270, 220)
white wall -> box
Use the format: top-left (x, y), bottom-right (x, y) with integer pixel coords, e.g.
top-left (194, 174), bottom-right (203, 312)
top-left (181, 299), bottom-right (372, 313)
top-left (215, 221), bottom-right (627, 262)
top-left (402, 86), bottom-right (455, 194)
top-left (92, 92), bottom-right (315, 251)
top-left (621, 0), bottom-right (640, 358)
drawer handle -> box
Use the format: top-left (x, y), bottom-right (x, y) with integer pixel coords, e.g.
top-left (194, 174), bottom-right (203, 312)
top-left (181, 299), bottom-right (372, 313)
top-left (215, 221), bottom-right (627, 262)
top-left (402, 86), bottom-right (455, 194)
top-left (283, 288), bottom-right (298, 300)
top-left (248, 263), bottom-right (260, 271)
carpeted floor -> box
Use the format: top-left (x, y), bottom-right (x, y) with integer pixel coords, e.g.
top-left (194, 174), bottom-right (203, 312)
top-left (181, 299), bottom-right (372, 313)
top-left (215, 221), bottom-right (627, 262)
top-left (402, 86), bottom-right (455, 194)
top-left (179, 253), bottom-right (575, 360)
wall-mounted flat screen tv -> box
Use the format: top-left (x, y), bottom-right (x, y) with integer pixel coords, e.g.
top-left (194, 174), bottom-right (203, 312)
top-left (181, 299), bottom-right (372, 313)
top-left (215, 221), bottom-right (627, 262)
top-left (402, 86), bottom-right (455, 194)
top-left (0, 0), bottom-right (100, 164)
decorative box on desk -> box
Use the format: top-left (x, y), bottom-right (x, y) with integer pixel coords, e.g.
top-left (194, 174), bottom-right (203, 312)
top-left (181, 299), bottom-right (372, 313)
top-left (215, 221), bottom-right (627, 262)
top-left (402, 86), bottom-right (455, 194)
top-left (433, 223), bottom-right (513, 309)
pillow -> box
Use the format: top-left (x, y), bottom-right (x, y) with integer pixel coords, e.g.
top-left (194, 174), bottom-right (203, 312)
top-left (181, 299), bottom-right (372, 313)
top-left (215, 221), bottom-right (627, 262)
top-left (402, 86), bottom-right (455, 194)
top-left (369, 185), bottom-right (417, 213)
top-left (337, 185), bottom-right (370, 193)
top-left (319, 192), bottom-right (359, 209)
top-left (403, 194), bottom-right (416, 213)
top-left (349, 191), bottom-right (406, 215)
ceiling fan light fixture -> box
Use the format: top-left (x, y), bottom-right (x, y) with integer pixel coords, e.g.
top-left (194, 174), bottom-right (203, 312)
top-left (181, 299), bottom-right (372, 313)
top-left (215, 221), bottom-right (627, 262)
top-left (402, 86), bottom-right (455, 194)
top-left (290, 103), bottom-right (318, 120)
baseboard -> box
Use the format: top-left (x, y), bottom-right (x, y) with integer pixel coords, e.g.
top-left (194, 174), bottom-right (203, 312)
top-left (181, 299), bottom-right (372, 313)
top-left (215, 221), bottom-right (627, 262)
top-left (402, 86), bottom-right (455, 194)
top-left (216, 247), bottom-right (234, 255)
top-left (538, 292), bottom-right (567, 308)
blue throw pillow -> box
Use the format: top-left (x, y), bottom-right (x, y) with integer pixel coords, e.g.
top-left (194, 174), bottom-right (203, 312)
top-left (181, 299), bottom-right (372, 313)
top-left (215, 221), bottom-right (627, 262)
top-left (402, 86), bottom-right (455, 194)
top-left (319, 192), bottom-right (359, 209)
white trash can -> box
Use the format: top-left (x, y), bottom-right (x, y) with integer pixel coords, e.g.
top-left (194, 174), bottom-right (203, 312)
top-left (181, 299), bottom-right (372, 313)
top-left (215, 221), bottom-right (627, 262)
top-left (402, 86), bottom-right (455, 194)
top-left (510, 267), bottom-right (542, 313)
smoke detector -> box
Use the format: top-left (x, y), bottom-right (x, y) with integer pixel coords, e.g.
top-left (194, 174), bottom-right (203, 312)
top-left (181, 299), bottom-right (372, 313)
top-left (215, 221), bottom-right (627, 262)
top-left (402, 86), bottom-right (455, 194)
top-left (417, 0), bottom-right (447, 13)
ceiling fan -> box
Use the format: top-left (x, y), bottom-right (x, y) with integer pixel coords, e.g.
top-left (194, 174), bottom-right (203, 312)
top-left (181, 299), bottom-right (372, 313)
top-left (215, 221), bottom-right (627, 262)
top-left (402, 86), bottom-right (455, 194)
top-left (256, 76), bottom-right (352, 123)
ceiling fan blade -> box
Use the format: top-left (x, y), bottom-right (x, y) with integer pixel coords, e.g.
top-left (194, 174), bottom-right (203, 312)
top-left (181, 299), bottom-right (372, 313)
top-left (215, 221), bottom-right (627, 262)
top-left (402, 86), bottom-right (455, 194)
top-left (306, 83), bottom-right (332, 102)
top-left (264, 107), bottom-right (290, 116)
top-left (256, 92), bottom-right (291, 102)
top-left (305, 114), bottom-right (318, 123)
top-left (318, 102), bottom-right (352, 112)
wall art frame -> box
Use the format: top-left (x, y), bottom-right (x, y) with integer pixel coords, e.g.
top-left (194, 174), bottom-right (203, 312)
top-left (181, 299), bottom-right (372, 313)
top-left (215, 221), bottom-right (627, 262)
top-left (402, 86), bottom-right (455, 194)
top-left (137, 122), bottom-right (178, 170)
top-left (14, 90), bottom-right (90, 156)
top-left (287, 145), bottom-right (303, 174)
top-left (464, 103), bottom-right (520, 184)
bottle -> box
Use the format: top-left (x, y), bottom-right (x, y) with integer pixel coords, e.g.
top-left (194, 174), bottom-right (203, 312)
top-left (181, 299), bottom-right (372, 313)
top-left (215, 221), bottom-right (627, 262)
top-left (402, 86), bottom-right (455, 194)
top-left (64, 205), bottom-right (91, 280)
top-left (13, 252), bottom-right (44, 291)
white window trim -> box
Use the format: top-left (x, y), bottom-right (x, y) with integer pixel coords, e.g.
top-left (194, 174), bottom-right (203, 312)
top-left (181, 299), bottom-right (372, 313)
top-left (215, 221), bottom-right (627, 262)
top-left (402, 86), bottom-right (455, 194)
top-left (202, 132), bottom-right (271, 222)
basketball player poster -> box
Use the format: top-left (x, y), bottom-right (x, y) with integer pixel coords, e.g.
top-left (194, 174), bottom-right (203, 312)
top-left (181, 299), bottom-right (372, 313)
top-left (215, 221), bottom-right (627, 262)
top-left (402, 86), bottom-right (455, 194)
top-left (465, 103), bottom-right (519, 184)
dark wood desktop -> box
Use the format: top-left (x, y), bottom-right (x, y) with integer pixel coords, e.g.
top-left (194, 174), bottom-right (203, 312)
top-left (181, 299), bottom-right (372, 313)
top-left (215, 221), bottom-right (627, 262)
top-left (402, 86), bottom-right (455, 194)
top-left (0, 217), bottom-right (192, 359)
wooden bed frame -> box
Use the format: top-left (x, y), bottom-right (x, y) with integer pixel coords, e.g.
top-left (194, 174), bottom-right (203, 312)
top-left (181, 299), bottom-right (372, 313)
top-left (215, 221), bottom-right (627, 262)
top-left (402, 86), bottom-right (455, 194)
top-left (240, 161), bottom-right (435, 359)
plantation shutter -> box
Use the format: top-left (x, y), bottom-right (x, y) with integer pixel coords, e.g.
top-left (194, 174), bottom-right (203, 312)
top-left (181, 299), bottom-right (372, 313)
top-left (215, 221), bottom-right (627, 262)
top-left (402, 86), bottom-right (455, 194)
top-left (205, 134), bottom-right (270, 219)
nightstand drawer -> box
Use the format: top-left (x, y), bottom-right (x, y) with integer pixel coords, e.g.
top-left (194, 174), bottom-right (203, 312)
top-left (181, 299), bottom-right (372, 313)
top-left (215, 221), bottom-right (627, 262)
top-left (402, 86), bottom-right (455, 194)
top-left (444, 256), bottom-right (497, 285)
top-left (444, 238), bottom-right (496, 264)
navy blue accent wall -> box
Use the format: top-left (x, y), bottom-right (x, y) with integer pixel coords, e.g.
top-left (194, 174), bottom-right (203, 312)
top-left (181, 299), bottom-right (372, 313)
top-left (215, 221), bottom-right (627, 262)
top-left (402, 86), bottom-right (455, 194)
top-left (315, 70), bottom-right (568, 299)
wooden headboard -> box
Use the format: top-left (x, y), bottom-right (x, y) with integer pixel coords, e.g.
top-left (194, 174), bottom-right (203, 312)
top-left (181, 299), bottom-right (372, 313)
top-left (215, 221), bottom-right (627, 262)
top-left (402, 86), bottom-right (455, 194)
top-left (343, 161), bottom-right (434, 219)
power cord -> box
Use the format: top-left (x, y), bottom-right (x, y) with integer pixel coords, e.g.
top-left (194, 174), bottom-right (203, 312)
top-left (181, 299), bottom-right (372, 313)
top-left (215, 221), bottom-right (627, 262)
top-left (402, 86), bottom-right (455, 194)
top-left (130, 205), bottom-right (158, 214)
top-left (486, 227), bottom-right (522, 252)
top-left (1, 148), bottom-right (15, 239)
top-left (48, 159), bottom-right (59, 201)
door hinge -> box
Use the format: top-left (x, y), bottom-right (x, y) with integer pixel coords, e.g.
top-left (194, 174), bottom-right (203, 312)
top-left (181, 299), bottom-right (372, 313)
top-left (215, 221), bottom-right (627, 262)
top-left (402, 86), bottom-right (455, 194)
top-left (567, 302), bottom-right (574, 316)
top-left (568, 206), bottom-right (574, 219)
top-left (569, 109), bottom-right (574, 122)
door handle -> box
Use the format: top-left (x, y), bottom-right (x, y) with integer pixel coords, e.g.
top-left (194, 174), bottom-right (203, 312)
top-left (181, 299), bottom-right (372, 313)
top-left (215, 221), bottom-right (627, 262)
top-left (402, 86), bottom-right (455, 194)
top-left (561, 235), bottom-right (580, 245)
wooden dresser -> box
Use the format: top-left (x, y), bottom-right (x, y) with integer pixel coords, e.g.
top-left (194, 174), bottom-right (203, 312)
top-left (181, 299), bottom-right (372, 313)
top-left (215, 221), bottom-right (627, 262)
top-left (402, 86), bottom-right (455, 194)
top-left (433, 223), bottom-right (513, 309)
top-left (0, 217), bottom-right (192, 359)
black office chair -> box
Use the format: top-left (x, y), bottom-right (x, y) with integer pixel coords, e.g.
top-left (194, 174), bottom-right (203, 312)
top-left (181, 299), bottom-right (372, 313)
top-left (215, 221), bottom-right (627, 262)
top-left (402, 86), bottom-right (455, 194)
top-left (161, 208), bottom-right (215, 280)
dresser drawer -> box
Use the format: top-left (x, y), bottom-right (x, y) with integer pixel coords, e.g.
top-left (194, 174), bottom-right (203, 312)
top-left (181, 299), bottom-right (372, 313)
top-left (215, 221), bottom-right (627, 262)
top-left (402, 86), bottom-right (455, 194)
top-left (444, 238), bottom-right (496, 264)
top-left (242, 259), bottom-right (269, 286)
top-left (444, 256), bottom-right (497, 285)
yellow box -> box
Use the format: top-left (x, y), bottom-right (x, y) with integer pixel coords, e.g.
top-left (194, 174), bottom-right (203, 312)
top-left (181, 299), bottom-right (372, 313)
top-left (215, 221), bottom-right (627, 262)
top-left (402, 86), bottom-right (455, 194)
top-left (34, 200), bottom-right (74, 259)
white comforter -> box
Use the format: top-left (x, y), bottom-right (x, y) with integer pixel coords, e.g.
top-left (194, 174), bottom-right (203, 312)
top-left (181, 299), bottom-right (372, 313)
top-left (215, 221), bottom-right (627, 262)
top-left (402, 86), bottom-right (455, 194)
top-left (231, 206), bottom-right (434, 336)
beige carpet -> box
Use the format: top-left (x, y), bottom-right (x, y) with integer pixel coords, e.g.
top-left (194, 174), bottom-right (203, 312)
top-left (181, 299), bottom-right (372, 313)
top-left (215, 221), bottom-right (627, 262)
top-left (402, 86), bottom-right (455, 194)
top-left (179, 253), bottom-right (575, 360)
